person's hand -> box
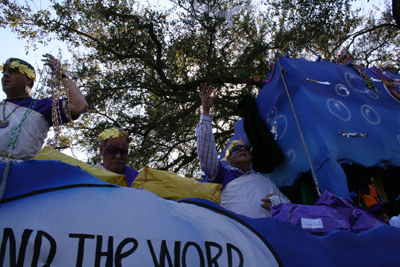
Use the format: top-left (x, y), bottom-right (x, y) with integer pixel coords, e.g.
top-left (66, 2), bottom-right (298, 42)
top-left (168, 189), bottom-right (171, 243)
top-left (201, 83), bottom-right (218, 115)
top-left (42, 54), bottom-right (62, 77)
top-left (261, 194), bottom-right (276, 210)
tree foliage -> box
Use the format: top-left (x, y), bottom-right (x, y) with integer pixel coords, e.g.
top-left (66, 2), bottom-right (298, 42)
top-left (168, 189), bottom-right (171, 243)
top-left (0, 0), bottom-right (399, 177)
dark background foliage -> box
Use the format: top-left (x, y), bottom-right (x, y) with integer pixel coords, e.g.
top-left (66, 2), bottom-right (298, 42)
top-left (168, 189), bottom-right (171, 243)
top-left (1, 0), bottom-right (398, 177)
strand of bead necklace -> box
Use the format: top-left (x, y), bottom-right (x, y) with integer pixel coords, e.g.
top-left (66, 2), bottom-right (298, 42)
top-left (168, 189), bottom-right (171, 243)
top-left (352, 64), bottom-right (380, 95)
top-left (47, 52), bottom-right (73, 147)
top-left (0, 96), bottom-right (29, 128)
top-left (64, 74), bottom-right (72, 120)
top-left (48, 58), bottom-right (61, 146)
top-left (265, 63), bottom-right (275, 83)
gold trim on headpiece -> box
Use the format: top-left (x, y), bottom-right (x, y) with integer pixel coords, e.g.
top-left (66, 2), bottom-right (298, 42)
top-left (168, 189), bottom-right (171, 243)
top-left (221, 139), bottom-right (248, 161)
top-left (0, 61), bottom-right (36, 80)
top-left (98, 128), bottom-right (127, 141)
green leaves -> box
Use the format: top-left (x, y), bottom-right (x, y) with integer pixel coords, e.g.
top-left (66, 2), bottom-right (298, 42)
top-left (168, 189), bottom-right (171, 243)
top-left (2, 0), bottom-right (399, 176)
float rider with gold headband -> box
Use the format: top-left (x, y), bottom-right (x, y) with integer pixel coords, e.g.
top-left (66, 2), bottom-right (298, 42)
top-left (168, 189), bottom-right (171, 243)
top-left (196, 83), bottom-right (290, 218)
top-left (337, 50), bottom-right (355, 66)
top-left (97, 127), bottom-right (139, 187)
top-left (0, 54), bottom-right (88, 161)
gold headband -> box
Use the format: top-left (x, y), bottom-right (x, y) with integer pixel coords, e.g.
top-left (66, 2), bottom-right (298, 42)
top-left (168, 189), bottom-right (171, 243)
top-left (221, 139), bottom-right (248, 161)
top-left (98, 128), bottom-right (127, 141)
top-left (0, 61), bottom-right (36, 80)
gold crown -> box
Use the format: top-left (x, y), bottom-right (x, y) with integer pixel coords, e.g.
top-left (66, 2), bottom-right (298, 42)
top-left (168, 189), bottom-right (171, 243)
top-left (0, 61), bottom-right (36, 80)
top-left (98, 128), bottom-right (127, 141)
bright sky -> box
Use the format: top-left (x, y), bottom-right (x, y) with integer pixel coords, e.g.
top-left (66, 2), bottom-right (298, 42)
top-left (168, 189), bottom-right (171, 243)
top-left (0, 0), bottom-right (385, 100)
top-left (0, 0), bottom-right (172, 100)
top-left (0, 0), bottom-right (380, 99)
top-left (0, 0), bottom-right (382, 100)
top-left (0, 0), bottom-right (172, 159)
top-left (0, 0), bottom-right (383, 160)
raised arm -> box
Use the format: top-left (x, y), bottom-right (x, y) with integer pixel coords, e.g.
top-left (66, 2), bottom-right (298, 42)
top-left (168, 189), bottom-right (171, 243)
top-left (196, 83), bottom-right (220, 180)
top-left (201, 82), bottom-right (218, 115)
top-left (42, 54), bottom-right (88, 119)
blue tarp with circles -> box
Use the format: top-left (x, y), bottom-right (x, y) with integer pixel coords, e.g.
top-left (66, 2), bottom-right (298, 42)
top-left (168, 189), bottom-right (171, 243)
top-left (226, 57), bottom-right (400, 199)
